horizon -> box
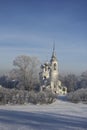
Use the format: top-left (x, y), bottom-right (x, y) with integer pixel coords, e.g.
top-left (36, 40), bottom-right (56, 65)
top-left (0, 0), bottom-right (87, 75)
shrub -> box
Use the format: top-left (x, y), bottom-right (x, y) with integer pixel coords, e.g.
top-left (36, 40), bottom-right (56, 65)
top-left (0, 87), bottom-right (56, 105)
top-left (67, 88), bottom-right (87, 103)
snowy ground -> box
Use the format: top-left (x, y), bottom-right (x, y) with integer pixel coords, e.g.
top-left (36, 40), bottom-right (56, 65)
top-left (0, 97), bottom-right (87, 130)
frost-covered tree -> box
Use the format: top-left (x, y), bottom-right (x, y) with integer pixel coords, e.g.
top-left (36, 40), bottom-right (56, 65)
top-left (10, 55), bottom-right (40, 91)
top-left (61, 74), bottom-right (78, 92)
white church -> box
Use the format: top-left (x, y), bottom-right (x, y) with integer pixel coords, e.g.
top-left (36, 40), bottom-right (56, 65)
top-left (39, 45), bottom-right (67, 95)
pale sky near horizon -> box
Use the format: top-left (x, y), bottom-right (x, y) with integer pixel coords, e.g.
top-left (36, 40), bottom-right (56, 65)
top-left (0, 0), bottom-right (87, 75)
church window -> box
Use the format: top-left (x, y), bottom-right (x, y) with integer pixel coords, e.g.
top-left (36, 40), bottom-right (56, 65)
top-left (63, 87), bottom-right (65, 91)
top-left (45, 66), bottom-right (47, 71)
top-left (54, 85), bottom-right (56, 88)
top-left (54, 63), bottom-right (56, 70)
top-left (44, 76), bottom-right (46, 79)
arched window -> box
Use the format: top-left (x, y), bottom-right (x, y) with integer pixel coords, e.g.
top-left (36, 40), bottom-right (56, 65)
top-left (54, 63), bottom-right (56, 70)
top-left (45, 67), bottom-right (47, 71)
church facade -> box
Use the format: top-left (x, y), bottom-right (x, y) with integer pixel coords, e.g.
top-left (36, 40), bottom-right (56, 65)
top-left (39, 46), bottom-right (67, 95)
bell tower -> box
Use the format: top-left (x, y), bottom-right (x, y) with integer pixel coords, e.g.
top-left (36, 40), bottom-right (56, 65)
top-left (39, 43), bottom-right (67, 94)
top-left (50, 44), bottom-right (58, 92)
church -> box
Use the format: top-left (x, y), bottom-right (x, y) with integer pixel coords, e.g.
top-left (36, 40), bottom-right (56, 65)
top-left (39, 45), bottom-right (67, 95)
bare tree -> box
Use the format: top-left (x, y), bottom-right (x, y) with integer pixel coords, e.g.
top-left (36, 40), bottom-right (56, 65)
top-left (10, 55), bottom-right (40, 91)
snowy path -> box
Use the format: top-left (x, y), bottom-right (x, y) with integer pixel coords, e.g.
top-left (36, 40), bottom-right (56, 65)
top-left (0, 100), bottom-right (87, 130)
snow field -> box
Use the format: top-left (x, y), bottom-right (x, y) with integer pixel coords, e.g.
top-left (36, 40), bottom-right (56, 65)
top-left (0, 99), bottom-right (87, 130)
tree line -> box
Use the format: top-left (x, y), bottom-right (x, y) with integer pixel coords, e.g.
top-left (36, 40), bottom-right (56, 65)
top-left (59, 72), bottom-right (87, 92)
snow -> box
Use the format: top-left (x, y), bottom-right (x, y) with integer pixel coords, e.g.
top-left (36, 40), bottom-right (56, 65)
top-left (0, 97), bottom-right (87, 130)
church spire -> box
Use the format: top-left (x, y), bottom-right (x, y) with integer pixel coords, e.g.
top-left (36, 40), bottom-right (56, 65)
top-left (50, 41), bottom-right (57, 62)
top-left (52, 41), bottom-right (55, 57)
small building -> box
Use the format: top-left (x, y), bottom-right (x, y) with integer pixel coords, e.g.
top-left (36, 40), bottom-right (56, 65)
top-left (39, 45), bottom-right (67, 95)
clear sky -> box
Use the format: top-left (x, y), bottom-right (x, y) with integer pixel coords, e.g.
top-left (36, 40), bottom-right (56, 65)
top-left (0, 0), bottom-right (87, 75)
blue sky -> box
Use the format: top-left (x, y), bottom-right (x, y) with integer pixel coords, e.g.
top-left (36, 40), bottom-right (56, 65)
top-left (0, 0), bottom-right (87, 75)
